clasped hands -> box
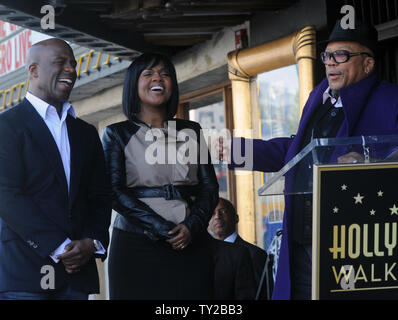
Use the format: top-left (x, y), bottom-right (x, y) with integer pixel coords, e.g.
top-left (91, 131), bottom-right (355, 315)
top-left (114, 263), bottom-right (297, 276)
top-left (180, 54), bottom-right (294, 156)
top-left (56, 238), bottom-right (95, 274)
top-left (166, 224), bottom-right (191, 251)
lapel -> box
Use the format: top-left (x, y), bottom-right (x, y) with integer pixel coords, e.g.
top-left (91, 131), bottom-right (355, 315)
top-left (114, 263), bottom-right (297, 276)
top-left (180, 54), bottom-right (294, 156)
top-left (20, 99), bottom-right (69, 197)
top-left (337, 72), bottom-right (379, 137)
top-left (66, 115), bottom-right (85, 209)
top-left (233, 234), bottom-right (243, 245)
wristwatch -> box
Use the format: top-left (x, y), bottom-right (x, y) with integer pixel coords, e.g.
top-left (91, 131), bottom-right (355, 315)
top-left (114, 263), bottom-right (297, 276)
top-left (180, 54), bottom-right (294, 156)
top-left (93, 239), bottom-right (101, 252)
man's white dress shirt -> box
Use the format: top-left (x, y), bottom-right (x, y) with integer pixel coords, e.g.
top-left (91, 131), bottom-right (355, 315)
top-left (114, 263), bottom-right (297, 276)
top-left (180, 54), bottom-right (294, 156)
top-left (25, 92), bottom-right (105, 263)
top-left (224, 231), bottom-right (238, 243)
top-left (322, 87), bottom-right (343, 108)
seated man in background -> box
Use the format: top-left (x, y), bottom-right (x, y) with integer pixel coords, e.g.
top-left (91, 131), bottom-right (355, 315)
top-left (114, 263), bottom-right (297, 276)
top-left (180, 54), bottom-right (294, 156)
top-left (209, 234), bottom-right (256, 300)
top-left (209, 198), bottom-right (268, 299)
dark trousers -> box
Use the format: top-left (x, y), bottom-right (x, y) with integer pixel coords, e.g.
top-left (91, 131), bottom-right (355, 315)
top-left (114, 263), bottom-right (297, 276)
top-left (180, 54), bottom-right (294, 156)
top-left (290, 241), bottom-right (312, 300)
top-left (0, 285), bottom-right (88, 300)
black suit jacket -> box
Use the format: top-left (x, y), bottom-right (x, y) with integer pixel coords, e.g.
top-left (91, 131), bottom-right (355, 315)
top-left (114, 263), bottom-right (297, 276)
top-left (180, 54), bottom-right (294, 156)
top-left (234, 235), bottom-right (268, 299)
top-left (211, 237), bottom-right (256, 300)
top-left (0, 99), bottom-right (112, 294)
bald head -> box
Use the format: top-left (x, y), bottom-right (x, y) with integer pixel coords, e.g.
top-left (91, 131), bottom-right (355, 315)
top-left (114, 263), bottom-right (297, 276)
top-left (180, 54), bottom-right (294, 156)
top-left (27, 38), bottom-right (77, 110)
top-left (27, 38), bottom-right (73, 74)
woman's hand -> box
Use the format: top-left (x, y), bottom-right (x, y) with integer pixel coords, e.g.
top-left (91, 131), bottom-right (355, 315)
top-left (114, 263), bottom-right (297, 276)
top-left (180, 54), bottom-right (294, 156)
top-left (166, 224), bottom-right (191, 250)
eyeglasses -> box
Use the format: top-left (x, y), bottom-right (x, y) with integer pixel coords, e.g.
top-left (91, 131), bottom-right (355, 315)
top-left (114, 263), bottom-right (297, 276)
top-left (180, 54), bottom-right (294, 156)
top-left (320, 50), bottom-right (373, 64)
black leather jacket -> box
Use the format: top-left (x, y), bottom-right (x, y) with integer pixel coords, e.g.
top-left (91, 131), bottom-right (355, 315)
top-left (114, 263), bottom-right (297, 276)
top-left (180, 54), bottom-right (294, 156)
top-left (101, 118), bottom-right (219, 242)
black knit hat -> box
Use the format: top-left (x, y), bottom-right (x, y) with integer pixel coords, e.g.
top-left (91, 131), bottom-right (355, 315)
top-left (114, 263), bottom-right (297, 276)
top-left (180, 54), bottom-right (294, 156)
top-left (323, 19), bottom-right (379, 56)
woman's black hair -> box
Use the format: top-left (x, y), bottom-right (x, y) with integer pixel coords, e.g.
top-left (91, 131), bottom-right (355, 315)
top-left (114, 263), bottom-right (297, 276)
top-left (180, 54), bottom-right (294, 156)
top-left (122, 52), bottom-right (179, 121)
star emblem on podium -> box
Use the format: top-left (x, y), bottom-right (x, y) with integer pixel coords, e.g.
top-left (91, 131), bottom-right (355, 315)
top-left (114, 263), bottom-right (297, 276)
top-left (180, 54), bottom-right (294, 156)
top-left (390, 204), bottom-right (398, 215)
top-left (353, 193), bottom-right (364, 204)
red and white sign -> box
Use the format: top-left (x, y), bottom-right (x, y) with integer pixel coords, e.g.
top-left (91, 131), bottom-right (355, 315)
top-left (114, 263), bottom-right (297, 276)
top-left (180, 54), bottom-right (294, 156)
top-left (0, 21), bottom-right (51, 77)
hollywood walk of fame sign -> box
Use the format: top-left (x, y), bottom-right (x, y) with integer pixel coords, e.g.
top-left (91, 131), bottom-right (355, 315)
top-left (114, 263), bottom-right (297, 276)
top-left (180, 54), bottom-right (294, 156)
top-left (312, 162), bottom-right (398, 300)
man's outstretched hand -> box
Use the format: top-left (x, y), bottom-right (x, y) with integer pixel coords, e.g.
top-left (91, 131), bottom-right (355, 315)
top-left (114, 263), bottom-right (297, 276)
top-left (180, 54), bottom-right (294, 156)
top-left (337, 151), bottom-right (365, 164)
top-left (56, 238), bottom-right (95, 274)
top-left (213, 137), bottom-right (231, 163)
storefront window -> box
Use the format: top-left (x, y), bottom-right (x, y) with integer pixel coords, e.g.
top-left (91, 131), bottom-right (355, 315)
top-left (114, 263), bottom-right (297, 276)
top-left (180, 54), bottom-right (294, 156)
top-left (257, 64), bottom-right (300, 250)
top-left (189, 100), bottom-right (229, 199)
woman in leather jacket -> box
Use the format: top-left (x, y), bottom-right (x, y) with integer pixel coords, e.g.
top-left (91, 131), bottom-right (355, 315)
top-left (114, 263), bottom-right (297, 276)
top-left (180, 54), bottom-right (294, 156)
top-left (101, 53), bottom-right (219, 299)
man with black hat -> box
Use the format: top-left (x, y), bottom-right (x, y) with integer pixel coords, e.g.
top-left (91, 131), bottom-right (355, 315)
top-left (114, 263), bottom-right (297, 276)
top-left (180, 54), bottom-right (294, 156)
top-left (223, 19), bottom-right (398, 300)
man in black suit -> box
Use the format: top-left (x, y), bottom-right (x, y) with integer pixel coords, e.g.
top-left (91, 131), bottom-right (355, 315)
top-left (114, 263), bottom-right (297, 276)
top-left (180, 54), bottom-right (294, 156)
top-left (209, 198), bottom-right (268, 299)
top-left (209, 235), bottom-right (256, 300)
top-left (0, 38), bottom-right (111, 299)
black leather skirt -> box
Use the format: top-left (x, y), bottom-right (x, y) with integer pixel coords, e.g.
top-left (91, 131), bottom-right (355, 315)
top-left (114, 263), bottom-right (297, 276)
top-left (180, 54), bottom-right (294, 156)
top-left (108, 227), bottom-right (214, 300)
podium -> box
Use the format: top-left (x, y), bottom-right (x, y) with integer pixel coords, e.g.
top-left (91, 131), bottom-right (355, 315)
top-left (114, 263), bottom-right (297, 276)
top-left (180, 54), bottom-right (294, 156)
top-left (258, 134), bottom-right (398, 300)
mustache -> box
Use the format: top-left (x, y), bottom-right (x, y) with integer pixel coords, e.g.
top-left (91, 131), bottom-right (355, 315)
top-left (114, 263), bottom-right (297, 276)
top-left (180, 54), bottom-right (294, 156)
top-left (327, 70), bottom-right (343, 76)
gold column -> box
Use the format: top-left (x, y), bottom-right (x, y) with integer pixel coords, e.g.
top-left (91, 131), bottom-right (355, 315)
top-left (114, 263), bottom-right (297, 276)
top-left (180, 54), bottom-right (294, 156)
top-left (228, 57), bottom-right (256, 242)
top-left (293, 26), bottom-right (317, 113)
top-left (227, 26), bottom-right (316, 244)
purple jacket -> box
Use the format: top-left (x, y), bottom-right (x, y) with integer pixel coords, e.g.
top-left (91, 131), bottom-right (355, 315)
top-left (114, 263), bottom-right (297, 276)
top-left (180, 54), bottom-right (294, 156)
top-left (230, 72), bottom-right (398, 299)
